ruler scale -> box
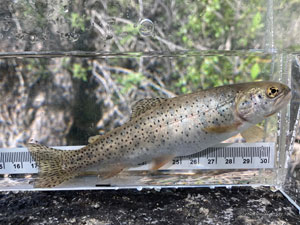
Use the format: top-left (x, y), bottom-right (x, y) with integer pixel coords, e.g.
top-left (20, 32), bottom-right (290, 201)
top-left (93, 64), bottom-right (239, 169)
top-left (0, 143), bottom-right (275, 175)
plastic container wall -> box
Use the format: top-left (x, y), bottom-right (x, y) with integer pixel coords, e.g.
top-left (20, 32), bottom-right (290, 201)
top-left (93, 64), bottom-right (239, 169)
top-left (0, 1), bottom-right (298, 210)
top-left (0, 0), bottom-right (270, 54)
top-left (272, 0), bottom-right (300, 211)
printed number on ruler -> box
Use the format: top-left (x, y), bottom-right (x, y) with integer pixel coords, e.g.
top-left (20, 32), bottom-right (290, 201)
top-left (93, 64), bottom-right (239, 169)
top-left (0, 143), bottom-right (275, 174)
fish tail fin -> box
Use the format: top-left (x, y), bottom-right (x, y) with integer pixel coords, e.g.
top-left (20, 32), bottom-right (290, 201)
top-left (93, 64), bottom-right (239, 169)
top-left (26, 143), bottom-right (79, 188)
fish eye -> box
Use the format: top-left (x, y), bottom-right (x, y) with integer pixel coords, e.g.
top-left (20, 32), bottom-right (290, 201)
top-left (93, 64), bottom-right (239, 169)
top-left (266, 86), bottom-right (280, 98)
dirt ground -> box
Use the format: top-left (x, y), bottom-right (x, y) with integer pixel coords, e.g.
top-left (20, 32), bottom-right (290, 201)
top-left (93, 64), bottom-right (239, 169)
top-left (0, 186), bottom-right (298, 225)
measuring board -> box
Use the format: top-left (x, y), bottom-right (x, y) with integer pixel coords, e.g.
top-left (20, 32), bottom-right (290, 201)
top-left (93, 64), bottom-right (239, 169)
top-left (0, 142), bottom-right (275, 175)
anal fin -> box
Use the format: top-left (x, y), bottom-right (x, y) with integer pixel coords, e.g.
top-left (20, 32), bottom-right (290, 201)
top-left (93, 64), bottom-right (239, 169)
top-left (98, 165), bottom-right (126, 179)
top-left (151, 155), bottom-right (174, 171)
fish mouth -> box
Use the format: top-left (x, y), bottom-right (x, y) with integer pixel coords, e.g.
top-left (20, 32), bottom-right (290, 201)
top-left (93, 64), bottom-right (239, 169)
top-left (275, 87), bottom-right (292, 107)
top-left (265, 87), bottom-right (292, 117)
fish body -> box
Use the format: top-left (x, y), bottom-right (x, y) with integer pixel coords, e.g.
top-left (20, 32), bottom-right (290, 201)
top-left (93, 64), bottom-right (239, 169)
top-left (27, 81), bottom-right (292, 187)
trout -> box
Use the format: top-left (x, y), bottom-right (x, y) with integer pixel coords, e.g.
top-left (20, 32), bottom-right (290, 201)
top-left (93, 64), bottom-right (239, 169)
top-left (26, 81), bottom-right (292, 188)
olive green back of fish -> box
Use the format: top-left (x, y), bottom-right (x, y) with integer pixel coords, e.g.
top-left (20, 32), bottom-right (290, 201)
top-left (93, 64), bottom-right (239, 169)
top-left (26, 81), bottom-right (291, 188)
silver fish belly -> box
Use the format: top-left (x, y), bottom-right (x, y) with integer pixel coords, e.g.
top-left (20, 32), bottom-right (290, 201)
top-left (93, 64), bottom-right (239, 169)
top-left (26, 81), bottom-right (291, 187)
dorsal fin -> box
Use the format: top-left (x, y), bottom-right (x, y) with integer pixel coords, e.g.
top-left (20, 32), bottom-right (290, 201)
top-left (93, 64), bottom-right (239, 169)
top-left (130, 98), bottom-right (166, 120)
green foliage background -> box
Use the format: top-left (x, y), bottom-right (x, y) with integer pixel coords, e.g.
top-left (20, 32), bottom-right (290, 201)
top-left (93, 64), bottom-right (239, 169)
top-left (17, 0), bottom-right (271, 95)
top-left (2, 0), bottom-right (289, 144)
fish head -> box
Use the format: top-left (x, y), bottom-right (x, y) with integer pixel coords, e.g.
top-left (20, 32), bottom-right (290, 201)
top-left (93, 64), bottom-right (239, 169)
top-left (235, 82), bottom-right (292, 124)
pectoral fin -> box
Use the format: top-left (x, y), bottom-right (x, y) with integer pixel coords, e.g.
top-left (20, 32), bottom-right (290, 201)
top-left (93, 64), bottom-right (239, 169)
top-left (151, 155), bottom-right (174, 171)
top-left (204, 122), bottom-right (242, 133)
top-left (241, 125), bottom-right (264, 143)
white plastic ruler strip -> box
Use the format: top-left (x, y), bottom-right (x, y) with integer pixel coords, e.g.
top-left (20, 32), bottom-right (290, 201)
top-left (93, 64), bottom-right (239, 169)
top-left (0, 142), bottom-right (275, 175)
